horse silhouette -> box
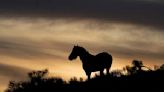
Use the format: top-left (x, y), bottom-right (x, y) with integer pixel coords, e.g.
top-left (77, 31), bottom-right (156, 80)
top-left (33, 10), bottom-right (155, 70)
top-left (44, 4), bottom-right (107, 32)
top-left (68, 45), bottom-right (113, 79)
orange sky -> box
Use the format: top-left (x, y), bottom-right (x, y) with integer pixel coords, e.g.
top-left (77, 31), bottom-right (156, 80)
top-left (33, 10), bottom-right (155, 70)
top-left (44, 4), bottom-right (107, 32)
top-left (0, 17), bottom-right (164, 92)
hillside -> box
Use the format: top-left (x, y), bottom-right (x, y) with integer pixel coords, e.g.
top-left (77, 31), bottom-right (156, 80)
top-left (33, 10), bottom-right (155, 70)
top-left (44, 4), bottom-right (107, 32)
top-left (5, 61), bottom-right (164, 92)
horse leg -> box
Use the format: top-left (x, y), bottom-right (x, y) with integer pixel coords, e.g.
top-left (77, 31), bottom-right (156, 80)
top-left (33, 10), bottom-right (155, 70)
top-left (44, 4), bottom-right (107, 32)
top-left (106, 67), bottom-right (110, 75)
top-left (86, 72), bottom-right (91, 80)
top-left (100, 70), bottom-right (104, 76)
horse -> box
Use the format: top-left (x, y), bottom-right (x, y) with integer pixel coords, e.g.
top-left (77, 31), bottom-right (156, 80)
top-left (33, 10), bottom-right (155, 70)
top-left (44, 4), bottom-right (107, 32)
top-left (68, 45), bottom-right (113, 79)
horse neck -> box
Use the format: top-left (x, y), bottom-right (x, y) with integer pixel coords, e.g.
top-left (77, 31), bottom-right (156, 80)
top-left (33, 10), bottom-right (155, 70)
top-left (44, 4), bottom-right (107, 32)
top-left (78, 50), bottom-right (92, 64)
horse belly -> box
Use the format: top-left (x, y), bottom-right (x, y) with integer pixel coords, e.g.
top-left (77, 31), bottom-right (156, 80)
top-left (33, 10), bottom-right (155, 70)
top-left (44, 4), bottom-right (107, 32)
top-left (91, 66), bottom-right (104, 72)
top-left (83, 65), bottom-right (98, 72)
top-left (83, 64), bottom-right (105, 72)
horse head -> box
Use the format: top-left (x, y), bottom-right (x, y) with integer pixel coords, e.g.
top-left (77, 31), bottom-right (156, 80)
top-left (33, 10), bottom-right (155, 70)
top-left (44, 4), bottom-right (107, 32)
top-left (68, 45), bottom-right (79, 61)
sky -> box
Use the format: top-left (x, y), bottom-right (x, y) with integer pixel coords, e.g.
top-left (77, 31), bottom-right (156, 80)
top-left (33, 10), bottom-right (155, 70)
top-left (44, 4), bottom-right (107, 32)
top-left (0, 0), bottom-right (164, 91)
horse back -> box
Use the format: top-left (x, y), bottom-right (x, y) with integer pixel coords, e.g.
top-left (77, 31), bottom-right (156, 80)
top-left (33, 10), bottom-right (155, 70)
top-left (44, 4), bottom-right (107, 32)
top-left (83, 52), bottom-right (113, 72)
top-left (94, 52), bottom-right (112, 65)
top-left (96, 52), bottom-right (112, 59)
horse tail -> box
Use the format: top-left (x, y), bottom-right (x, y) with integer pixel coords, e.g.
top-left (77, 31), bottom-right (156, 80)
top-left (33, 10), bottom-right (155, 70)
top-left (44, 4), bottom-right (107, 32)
top-left (108, 54), bottom-right (113, 68)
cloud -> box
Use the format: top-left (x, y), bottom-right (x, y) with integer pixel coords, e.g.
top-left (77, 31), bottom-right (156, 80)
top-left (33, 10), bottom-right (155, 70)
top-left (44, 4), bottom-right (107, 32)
top-left (0, 37), bottom-right (65, 60)
top-left (0, 0), bottom-right (164, 29)
top-left (0, 63), bottom-right (32, 91)
top-left (0, 18), bottom-right (163, 62)
top-left (0, 63), bottom-right (30, 80)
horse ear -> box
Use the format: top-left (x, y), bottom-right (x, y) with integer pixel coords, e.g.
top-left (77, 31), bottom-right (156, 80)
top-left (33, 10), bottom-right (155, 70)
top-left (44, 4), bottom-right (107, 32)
top-left (74, 44), bottom-right (79, 47)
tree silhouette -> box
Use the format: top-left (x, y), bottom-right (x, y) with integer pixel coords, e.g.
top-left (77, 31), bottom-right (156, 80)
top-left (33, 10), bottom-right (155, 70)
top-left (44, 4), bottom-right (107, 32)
top-left (159, 64), bottom-right (164, 70)
top-left (154, 64), bottom-right (164, 71)
top-left (28, 69), bottom-right (48, 86)
top-left (132, 60), bottom-right (143, 72)
top-left (123, 60), bottom-right (145, 75)
top-left (5, 69), bottom-right (66, 92)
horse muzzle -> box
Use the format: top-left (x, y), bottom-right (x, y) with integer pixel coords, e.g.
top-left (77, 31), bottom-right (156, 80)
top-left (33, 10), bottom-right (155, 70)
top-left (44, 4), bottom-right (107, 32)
top-left (68, 56), bottom-right (73, 61)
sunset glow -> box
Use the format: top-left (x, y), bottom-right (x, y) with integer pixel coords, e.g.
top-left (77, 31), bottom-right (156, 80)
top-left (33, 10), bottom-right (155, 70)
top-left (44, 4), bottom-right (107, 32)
top-left (0, 0), bottom-right (164, 91)
top-left (0, 17), bottom-right (163, 91)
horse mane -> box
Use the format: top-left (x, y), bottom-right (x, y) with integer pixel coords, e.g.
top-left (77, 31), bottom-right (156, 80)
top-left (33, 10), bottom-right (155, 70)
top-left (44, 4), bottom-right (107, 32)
top-left (78, 46), bottom-right (89, 53)
top-left (77, 46), bottom-right (90, 56)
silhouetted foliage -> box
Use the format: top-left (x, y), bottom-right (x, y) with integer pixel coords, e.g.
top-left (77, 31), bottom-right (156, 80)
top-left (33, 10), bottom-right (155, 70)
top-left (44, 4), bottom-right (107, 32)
top-left (5, 69), bottom-right (66, 92)
top-left (123, 60), bottom-right (152, 75)
top-left (159, 64), bottom-right (164, 70)
top-left (110, 69), bottom-right (123, 77)
top-left (6, 61), bottom-right (164, 92)
top-left (132, 60), bottom-right (143, 71)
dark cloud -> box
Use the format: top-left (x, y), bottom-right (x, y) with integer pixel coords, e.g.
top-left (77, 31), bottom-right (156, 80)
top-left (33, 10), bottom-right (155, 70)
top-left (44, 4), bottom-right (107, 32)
top-left (0, 63), bottom-right (30, 80)
top-left (0, 0), bottom-right (164, 29)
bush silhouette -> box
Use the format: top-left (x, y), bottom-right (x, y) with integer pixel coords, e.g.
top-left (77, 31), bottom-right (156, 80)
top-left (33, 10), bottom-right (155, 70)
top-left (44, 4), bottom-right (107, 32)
top-left (6, 69), bottom-right (67, 92)
top-left (132, 60), bottom-right (143, 71)
top-left (5, 61), bottom-right (164, 92)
